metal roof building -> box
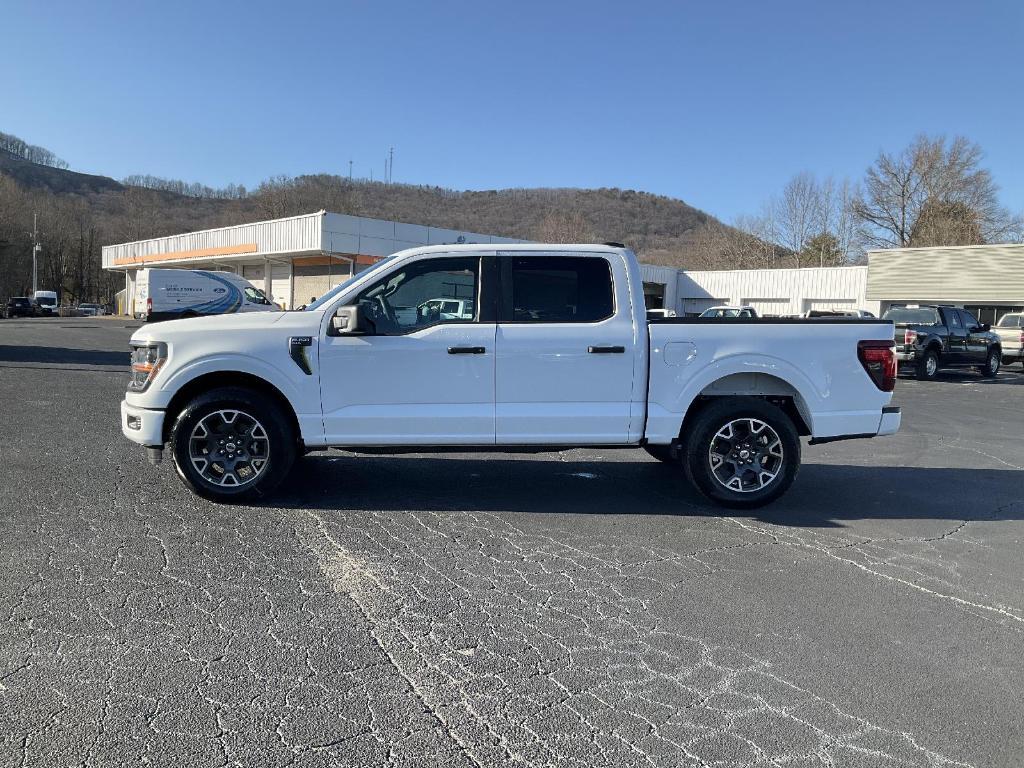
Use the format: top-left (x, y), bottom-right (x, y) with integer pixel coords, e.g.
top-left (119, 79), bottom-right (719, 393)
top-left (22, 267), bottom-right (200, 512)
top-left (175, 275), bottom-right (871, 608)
top-left (867, 243), bottom-right (1024, 323)
top-left (103, 210), bottom-right (526, 313)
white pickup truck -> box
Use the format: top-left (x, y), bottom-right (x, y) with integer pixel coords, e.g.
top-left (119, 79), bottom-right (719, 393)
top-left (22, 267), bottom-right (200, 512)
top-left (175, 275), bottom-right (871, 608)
top-left (120, 244), bottom-right (901, 508)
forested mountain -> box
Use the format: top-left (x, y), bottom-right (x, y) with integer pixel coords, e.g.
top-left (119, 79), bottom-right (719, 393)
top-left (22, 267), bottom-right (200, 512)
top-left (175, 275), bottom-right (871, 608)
top-left (0, 133), bottom-right (732, 303)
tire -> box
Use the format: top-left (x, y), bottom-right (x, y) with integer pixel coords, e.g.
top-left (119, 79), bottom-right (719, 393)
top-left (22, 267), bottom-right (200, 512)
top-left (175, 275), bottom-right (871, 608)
top-left (643, 444), bottom-right (678, 464)
top-left (980, 348), bottom-right (1001, 378)
top-left (169, 386), bottom-right (296, 503)
top-left (682, 397), bottom-right (801, 509)
top-left (915, 348), bottom-right (940, 381)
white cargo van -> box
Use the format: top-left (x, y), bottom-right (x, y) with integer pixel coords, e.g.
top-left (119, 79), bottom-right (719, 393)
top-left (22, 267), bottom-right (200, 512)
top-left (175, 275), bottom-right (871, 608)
top-left (135, 269), bottom-right (280, 322)
top-left (32, 291), bottom-right (58, 316)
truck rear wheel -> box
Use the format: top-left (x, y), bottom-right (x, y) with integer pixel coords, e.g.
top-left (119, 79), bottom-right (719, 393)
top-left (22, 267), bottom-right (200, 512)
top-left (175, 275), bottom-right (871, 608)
top-left (169, 386), bottom-right (296, 503)
top-left (682, 398), bottom-right (800, 509)
top-left (915, 348), bottom-right (940, 381)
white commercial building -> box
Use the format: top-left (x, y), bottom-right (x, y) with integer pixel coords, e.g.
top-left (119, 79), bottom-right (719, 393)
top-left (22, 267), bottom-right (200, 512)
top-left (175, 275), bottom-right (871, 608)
top-left (641, 264), bottom-right (876, 317)
top-left (642, 242), bottom-right (1024, 321)
top-left (103, 210), bottom-right (526, 314)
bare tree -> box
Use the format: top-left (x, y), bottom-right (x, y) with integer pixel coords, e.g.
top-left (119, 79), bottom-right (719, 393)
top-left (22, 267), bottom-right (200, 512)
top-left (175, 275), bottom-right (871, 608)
top-left (534, 210), bottom-right (591, 243)
top-left (853, 134), bottom-right (1019, 248)
top-left (777, 172), bottom-right (823, 265)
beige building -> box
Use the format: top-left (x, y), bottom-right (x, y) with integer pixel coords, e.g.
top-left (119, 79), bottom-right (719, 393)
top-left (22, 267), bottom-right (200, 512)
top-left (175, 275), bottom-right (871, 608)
top-left (867, 243), bottom-right (1024, 324)
top-left (103, 210), bottom-right (526, 314)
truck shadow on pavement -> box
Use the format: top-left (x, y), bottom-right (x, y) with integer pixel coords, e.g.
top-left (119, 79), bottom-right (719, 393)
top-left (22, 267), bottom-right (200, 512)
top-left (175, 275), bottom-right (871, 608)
top-left (0, 345), bottom-right (128, 367)
top-left (275, 454), bottom-right (1023, 527)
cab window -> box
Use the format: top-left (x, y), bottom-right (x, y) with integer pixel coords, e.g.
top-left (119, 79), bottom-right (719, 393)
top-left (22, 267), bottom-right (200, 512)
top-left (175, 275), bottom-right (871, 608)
top-left (508, 256), bottom-right (613, 323)
top-left (354, 257), bottom-right (479, 335)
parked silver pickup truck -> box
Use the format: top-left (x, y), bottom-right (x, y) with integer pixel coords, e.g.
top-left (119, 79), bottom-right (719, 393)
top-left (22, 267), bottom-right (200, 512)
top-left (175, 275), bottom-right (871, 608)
top-left (994, 312), bottom-right (1024, 366)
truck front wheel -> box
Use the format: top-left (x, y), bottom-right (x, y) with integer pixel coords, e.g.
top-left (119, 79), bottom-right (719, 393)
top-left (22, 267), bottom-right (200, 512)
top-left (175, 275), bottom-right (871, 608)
top-left (682, 398), bottom-right (801, 509)
top-left (979, 348), bottom-right (1000, 378)
top-left (169, 386), bottom-right (296, 503)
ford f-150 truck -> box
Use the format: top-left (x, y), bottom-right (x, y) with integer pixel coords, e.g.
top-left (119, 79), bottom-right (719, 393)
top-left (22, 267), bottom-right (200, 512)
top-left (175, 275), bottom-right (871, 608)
top-left (120, 244), bottom-right (901, 508)
top-left (993, 312), bottom-right (1024, 366)
top-left (884, 305), bottom-right (1002, 380)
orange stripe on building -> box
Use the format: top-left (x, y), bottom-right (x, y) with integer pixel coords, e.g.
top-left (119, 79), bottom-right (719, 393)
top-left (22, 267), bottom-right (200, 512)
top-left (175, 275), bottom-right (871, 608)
top-left (292, 255), bottom-right (352, 267)
top-left (113, 243), bottom-right (259, 266)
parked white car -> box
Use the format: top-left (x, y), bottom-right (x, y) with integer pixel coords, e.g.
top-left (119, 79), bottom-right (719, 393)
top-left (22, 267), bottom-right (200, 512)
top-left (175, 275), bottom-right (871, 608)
top-left (700, 305), bottom-right (758, 318)
top-left (120, 244), bottom-right (900, 508)
top-left (646, 308), bottom-right (677, 319)
top-left (135, 268), bottom-right (280, 322)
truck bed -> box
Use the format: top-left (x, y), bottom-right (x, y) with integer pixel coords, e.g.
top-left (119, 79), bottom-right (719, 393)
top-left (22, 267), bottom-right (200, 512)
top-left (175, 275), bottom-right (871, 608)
top-left (645, 317), bottom-right (896, 444)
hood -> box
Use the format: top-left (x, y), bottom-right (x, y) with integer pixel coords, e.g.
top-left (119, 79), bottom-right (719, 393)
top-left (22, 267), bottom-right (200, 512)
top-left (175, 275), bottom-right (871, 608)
top-left (130, 310), bottom-right (296, 345)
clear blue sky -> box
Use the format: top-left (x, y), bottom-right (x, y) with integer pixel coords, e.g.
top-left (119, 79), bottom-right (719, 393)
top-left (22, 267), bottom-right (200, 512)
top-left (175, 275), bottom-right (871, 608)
top-left (3, 0), bottom-right (1022, 222)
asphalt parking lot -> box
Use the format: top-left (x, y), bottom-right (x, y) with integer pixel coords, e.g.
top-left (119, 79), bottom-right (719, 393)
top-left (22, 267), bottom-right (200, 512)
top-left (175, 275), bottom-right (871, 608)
top-left (1, 318), bottom-right (1023, 767)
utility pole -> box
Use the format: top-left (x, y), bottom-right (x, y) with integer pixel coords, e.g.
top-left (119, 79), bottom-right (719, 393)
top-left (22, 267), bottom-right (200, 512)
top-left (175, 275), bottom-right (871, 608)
top-left (31, 213), bottom-right (40, 294)
top-left (388, 146), bottom-right (394, 184)
top-left (348, 160), bottom-right (353, 180)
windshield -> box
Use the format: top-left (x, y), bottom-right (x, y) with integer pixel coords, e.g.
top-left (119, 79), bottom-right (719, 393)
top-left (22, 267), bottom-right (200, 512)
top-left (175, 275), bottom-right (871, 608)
top-left (883, 307), bottom-right (940, 325)
top-left (997, 314), bottom-right (1022, 327)
top-left (701, 308), bottom-right (740, 318)
top-left (36, 296), bottom-right (56, 305)
top-left (305, 256), bottom-right (398, 311)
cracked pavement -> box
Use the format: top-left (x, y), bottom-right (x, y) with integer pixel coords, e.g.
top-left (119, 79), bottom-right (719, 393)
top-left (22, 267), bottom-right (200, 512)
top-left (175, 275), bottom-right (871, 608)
top-left (1, 319), bottom-right (1023, 766)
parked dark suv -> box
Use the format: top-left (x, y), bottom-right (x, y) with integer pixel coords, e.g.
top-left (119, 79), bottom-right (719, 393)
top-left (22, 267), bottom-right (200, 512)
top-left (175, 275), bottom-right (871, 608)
top-left (885, 305), bottom-right (1002, 380)
top-left (4, 297), bottom-right (35, 319)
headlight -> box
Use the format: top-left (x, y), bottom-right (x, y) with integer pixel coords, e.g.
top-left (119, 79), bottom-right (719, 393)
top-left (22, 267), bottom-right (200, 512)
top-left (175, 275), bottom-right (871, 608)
top-left (128, 342), bottom-right (168, 392)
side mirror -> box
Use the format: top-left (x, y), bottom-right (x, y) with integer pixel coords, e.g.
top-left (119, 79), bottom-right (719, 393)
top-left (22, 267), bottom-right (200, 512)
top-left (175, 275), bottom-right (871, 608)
top-left (331, 304), bottom-right (366, 335)
top-left (981, 323), bottom-right (991, 332)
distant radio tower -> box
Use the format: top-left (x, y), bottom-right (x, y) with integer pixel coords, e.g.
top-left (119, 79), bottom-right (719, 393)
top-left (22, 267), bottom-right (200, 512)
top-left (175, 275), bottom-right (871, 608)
top-left (388, 146), bottom-right (394, 183)
top-left (348, 160), bottom-right (353, 180)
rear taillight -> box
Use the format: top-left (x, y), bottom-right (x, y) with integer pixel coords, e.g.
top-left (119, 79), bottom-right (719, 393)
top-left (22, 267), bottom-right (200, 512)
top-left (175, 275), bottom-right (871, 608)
top-left (1019, 331), bottom-right (1024, 345)
top-left (904, 329), bottom-right (917, 345)
top-left (858, 340), bottom-right (897, 392)
top-left (146, 297), bottom-right (153, 316)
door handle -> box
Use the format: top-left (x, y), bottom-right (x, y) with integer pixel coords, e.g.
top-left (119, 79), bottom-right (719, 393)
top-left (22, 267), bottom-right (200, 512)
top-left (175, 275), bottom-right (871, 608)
top-left (588, 345), bottom-right (625, 354)
top-left (448, 346), bottom-right (486, 354)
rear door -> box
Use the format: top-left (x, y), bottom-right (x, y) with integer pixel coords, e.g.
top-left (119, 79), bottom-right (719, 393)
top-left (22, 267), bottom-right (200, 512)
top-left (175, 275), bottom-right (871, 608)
top-left (494, 253), bottom-right (639, 444)
top-left (942, 308), bottom-right (968, 365)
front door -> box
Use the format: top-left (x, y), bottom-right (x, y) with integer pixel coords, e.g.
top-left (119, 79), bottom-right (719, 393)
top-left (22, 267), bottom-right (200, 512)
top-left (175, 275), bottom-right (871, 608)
top-left (960, 310), bottom-right (989, 364)
top-left (319, 256), bottom-right (496, 445)
top-left (494, 254), bottom-right (640, 444)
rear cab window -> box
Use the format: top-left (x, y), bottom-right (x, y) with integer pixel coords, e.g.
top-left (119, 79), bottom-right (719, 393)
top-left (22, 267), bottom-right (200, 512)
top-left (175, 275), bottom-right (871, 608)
top-left (506, 256), bottom-right (614, 323)
top-left (882, 307), bottom-right (940, 325)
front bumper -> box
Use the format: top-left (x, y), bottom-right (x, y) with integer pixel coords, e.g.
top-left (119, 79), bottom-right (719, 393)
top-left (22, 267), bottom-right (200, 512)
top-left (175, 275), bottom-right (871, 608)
top-left (120, 399), bottom-right (166, 447)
